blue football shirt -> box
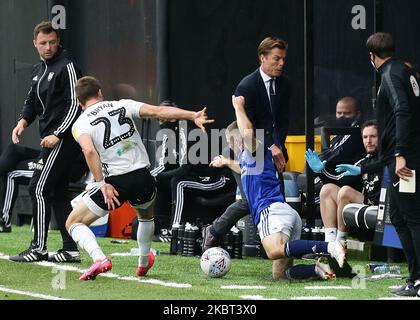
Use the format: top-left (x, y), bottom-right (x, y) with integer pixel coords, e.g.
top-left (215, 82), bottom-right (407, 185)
top-left (239, 146), bottom-right (285, 226)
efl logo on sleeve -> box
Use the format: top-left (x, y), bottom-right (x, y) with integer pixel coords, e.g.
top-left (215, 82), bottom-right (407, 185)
top-left (410, 76), bottom-right (420, 97)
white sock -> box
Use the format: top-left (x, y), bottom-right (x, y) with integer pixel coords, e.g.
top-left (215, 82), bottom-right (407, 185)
top-left (69, 223), bottom-right (106, 262)
top-left (337, 231), bottom-right (348, 242)
top-left (327, 242), bottom-right (334, 254)
top-left (137, 218), bottom-right (154, 267)
top-left (324, 228), bottom-right (337, 242)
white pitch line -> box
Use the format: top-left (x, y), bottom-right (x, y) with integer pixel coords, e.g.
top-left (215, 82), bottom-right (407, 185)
top-left (0, 286), bottom-right (69, 300)
top-left (305, 286), bottom-right (353, 290)
top-left (222, 285), bottom-right (266, 290)
top-left (111, 252), bottom-right (132, 257)
top-left (240, 295), bottom-right (279, 300)
top-left (0, 253), bottom-right (192, 289)
top-left (291, 296), bottom-right (338, 300)
top-left (370, 274), bottom-right (403, 280)
top-left (37, 261), bottom-right (81, 272)
top-left (119, 276), bottom-right (192, 288)
top-left (99, 272), bottom-right (121, 278)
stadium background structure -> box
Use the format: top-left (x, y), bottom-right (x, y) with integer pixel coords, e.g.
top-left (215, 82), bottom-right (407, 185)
top-left (0, 0), bottom-right (417, 247)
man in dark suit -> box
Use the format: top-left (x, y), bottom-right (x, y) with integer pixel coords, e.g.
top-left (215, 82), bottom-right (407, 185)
top-left (235, 37), bottom-right (291, 173)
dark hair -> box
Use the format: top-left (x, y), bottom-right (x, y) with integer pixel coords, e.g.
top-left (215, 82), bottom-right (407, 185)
top-left (366, 32), bottom-right (395, 59)
top-left (258, 37), bottom-right (288, 57)
top-left (361, 119), bottom-right (378, 132)
top-left (76, 76), bottom-right (102, 105)
top-left (33, 21), bottom-right (60, 40)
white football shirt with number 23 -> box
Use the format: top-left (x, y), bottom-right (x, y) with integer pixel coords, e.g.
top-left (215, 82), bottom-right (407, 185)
top-left (72, 99), bottom-right (150, 178)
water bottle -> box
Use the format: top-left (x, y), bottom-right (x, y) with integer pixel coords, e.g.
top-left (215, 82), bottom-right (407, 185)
top-left (223, 231), bottom-right (234, 258)
top-left (182, 228), bottom-right (195, 256)
top-left (366, 263), bottom-right (385, 272)
top-left (319, 227), bottom-right (325, 242)
top-left (372, 264), bottom-right (401, 274)
top-left (170, 225), bottom-right (179, 255)
top-left (182, 225), bottom-right (200, 257)
top-left (311, 227), bottom-right (323, 241)
top-left (177, 224), bottom-right (185, 255)
top-left (240, 216), bottom-right (260, 257)
top-left (233, 229), bottom-right (243, 259)
top-left (301, 224), bottom-right (312, 240)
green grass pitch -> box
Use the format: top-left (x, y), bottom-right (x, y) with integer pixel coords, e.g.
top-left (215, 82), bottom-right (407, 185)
top-left (0, 225), bottom-right (413, 301)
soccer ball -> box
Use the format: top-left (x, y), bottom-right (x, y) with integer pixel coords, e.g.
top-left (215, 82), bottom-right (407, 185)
top-left (200, 247), bottom-right (231, 278)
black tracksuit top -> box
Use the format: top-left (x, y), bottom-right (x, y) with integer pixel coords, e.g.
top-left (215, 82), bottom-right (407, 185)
top-left (376, 58), bottom-right (420, 167)
top-left (19, 47), bottom-right (82, 139)
top-left (359, 153), bottom-right (382, 205)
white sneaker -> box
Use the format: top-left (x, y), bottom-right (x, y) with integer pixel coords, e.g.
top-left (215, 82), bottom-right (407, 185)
top-left (315, 257), bottom-right (336, 280)
top-left (328, 241), bottom-right (346, 268)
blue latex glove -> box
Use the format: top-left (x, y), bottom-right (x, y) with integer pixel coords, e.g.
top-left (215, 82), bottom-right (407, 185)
top-left (335, 164), bottom-right (361, 176)
top-left (305, 149), bottom-right (326, 173)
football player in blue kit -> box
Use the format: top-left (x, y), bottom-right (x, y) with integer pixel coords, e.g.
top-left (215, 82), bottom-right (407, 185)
top-left (230, 95), bottom-right (346, 280)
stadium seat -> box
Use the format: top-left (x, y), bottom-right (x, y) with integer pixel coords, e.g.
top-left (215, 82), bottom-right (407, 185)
top-left (284, 179), bottom-right (302, 215)
top-left (283, 171), bottom-right (301, 182)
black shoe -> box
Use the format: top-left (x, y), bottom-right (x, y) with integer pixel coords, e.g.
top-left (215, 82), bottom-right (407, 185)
top-left (201, 225), bottom-right (220, 253)
top-left (0, 219), bottom-right (11, 233)
top-left (302, 250), bottom-right (352, 277)
top-left (48, 249), bottom-right (81, 263)
top-left (392, 279), bottom-right (414, 294)
top-left (331, 258), bottom-right (357, 278)
top-left (394, 280), bottom-right (420, 297)
top-left (9, 245), bottom-right (48, 262)
top-left (302, 252), bottom-right (330, 260)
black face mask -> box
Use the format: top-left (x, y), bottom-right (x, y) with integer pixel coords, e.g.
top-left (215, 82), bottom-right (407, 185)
top-left (336, 117), bottom-right (356, 128)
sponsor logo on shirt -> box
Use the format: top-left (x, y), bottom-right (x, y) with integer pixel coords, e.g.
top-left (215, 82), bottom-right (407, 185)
top-left (28, 159), bottom-right (44, 171)
top-left (48, 72), bottom-right (55, 82)
top-left (410, 76), bottom-right (420, 97)
top-left (116, 141), bottom-right (136, 157)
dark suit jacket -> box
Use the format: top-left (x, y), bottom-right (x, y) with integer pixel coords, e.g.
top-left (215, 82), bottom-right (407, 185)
top-left (234, 68), bottom-right (291, 161)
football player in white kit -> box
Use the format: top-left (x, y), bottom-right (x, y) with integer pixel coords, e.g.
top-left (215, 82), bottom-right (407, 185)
top-left (66, 76), bottom-right (214, 280)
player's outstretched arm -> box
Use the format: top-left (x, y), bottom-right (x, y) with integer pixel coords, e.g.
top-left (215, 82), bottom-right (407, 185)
top-left (209, 155), bottom-right (241, 174)
top-left (232, 95), bottom-right (256, 152)
top-left (139, 104), bottom-right (215, 132)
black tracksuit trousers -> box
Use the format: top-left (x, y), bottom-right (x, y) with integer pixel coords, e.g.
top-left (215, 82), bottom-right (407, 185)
top-left (388, 162), bottom-right (420, 282)
top-left (0, 144), bottom-right (40, 225)
top-left (29, 133), bottom-right (84, 252)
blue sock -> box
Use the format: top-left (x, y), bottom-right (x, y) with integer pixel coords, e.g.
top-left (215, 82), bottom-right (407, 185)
top-left (285, 264), bottom-right (317, 280)
top-left (285, 240), bottom-right (328, 258)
